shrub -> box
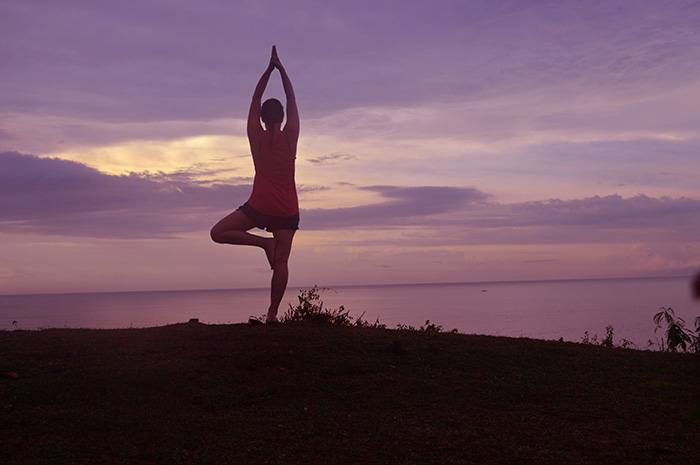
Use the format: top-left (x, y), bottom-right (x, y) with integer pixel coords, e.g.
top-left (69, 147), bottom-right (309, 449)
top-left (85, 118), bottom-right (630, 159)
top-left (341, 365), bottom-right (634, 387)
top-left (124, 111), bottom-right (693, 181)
top-left (653, 307), bottom-right (695, 353)
top-left (283, 287), bottom-right (448, 331)
top-left (396, 320), bottom-right (457, 333)
top-left (581, 326), bottom-right (634, 349)
top-left (282, 285), bottom-right (353, 325)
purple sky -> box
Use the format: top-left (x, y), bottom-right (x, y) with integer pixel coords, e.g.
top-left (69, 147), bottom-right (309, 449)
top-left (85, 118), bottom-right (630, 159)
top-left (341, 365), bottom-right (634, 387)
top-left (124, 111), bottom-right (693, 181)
top-left (2, 0), bottom-right (700, 294)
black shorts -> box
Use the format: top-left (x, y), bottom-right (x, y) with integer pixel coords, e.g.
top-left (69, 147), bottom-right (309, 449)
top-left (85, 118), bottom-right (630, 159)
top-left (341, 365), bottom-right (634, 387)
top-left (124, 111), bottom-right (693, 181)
top-left (239, 202), bottom-right (300, 232)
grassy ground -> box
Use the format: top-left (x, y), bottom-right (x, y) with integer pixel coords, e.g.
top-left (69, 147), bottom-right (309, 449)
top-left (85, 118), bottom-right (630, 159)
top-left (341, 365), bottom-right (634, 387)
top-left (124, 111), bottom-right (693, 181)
top-left (1, 322), bottom-right (699, 464)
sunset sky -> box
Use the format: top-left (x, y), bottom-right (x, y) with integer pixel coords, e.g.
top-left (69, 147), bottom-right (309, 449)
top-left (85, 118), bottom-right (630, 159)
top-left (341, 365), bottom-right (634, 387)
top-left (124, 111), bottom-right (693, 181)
top-left (2, 0), bottom-right (700, 295)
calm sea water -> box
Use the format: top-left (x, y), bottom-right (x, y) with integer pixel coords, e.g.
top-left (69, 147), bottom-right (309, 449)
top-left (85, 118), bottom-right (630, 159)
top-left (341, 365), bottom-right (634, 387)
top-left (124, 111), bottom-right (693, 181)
top-left (1, 277), bottom-right (696, 348)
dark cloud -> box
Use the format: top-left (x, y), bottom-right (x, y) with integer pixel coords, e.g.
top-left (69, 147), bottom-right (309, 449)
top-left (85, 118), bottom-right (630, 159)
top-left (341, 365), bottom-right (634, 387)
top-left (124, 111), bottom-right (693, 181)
top-left (505, 195), bottom-right (700, 229)
top-left (297, 185), bottom-right (331, 194)
top-left (2, 152), bottom-right (698, 245)
top-left (0, 152), bottom-right (249, 238)
top-left (0, 152), bottom-right (492, 237)
top-left (456, 194), bottom-right (700, 245)
top-left (302, 189), bottom-right (700, 245)
top-left (302, 185), bottom-right (489, 229)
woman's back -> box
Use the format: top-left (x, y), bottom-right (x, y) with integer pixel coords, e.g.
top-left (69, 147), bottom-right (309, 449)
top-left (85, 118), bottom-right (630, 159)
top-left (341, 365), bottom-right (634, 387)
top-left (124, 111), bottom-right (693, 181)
top-left (249, 130), bottom-right (298, 217)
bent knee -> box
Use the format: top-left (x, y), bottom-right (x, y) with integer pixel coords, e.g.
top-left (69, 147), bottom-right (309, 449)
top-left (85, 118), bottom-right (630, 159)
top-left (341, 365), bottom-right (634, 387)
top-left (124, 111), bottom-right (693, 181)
top-left (210, 227), bottom-right (223, 243)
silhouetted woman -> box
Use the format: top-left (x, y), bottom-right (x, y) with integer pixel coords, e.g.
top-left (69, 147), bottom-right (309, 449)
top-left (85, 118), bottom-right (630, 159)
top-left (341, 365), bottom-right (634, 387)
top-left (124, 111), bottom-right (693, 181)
top-left (210, 46), bottom-right (299, 323)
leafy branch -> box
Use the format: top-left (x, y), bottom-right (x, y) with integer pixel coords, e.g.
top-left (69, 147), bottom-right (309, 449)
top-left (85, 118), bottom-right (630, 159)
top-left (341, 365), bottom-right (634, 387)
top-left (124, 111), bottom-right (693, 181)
top-left (652, 307), bottom-right (697, 353)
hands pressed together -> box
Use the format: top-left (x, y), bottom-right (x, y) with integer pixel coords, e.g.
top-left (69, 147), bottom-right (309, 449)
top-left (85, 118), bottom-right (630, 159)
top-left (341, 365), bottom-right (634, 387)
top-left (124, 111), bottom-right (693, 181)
top-left (268, 45), bottom-right (284, 72)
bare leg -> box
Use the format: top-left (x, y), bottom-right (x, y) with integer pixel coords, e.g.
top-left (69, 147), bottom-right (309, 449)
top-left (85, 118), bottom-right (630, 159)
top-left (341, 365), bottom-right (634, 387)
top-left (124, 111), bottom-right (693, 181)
top-left (267, 229), bottom-right (296, 323)
top-left (210, 210), bottom-right (276, 269)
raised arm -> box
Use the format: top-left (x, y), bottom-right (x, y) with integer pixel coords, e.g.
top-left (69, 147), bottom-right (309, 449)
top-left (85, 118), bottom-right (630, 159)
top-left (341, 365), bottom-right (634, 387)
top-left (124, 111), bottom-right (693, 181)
top-left (247, 59), bottom-right (275, 151)
top-left (270, 47), bottom-right (299, 153)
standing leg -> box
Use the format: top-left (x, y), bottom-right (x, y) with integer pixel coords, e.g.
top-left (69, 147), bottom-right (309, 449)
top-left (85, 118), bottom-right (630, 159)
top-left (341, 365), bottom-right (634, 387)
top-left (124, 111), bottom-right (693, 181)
top-left (210, 210), bottom-right (276, 269)
top-left (267, 229), bottom-right (296, 323)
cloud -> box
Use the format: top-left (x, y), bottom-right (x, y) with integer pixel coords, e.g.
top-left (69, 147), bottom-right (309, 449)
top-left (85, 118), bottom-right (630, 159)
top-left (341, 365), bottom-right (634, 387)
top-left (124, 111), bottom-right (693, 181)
top-left (504, 195), bottom-right (700, 229)
top-left (303, 187), bottom-right (700, 246)
top-left (4, 0), bottom-right (699, 125)
top-left (0, 152), bottom-right (249, 238)
top-left (453, 194), bottom-right (700, 246)
top-left (2, 152), bottom-right (699, 248)
top-left (0, 128), bottom-right (14, 141)
top-left (307, 152), bottom-right (356, 165)
top-left (2, 1), bottom-right (249, 120)
top-left (302, 185), bottom-right (489, 230)
top-left (1, 152), bottom-right (492, 238)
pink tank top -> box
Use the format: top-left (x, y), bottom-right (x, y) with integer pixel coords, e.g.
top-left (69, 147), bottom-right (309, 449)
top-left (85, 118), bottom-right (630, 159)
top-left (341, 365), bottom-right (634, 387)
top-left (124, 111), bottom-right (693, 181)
top-left (247, 130), bottom-right (298, 217)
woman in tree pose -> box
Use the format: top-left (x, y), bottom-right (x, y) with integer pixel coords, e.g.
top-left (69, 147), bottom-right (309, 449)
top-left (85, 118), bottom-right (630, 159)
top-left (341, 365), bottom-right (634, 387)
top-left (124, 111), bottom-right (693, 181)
top-left (211, 46), bottom-right (299, 323)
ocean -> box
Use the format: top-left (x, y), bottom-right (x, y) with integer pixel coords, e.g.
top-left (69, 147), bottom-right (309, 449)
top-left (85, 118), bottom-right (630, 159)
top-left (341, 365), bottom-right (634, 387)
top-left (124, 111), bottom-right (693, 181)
top-left (1, 276), bottom-right (697, 349)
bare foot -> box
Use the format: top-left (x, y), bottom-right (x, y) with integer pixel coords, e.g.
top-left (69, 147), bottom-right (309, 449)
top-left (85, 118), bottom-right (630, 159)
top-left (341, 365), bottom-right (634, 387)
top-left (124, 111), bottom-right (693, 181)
top-left (266, 309), bottom-right (278, 323)
top-left (263, 237), bottom-right (276, 270)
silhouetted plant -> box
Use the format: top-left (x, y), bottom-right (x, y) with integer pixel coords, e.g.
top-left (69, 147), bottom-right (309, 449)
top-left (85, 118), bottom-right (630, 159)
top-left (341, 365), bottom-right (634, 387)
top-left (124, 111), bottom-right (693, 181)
top-left (395, 320), bottom-right (457, 333)
top-left (581, 330), bottom-right (603, 346)
top-left (581, 326), bottom-right (635, 349)
top-left (286, 287), bottom-right (454, 331)
top-left (600, 325), bottom-right (615, 348)
top-left (421, 320), bottom-right (443, 333)
top-left (581, 331), bottom-right (593, 345)
top-left (354, 312), bottom-right (387, 329)
top-left (617, 338), bottom-right (635, 349)
top-left (653, 307), bottom-right (695, 353)
top-left (283, 285), bottom-right (353, 325)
